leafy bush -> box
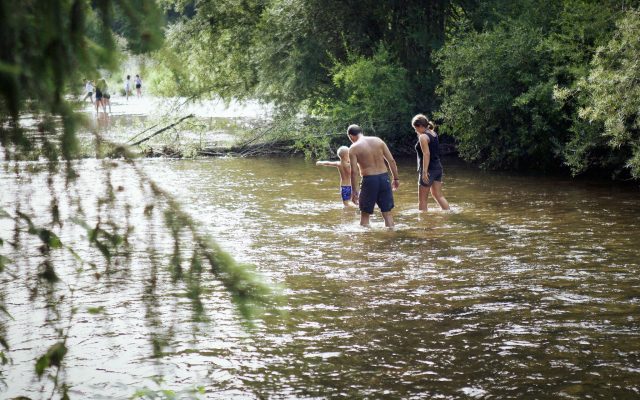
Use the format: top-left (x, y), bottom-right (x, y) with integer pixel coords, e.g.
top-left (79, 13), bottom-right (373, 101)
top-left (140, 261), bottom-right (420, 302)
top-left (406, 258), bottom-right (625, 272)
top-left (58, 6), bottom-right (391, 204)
top-left (572, 11), bottom-right (640, 178)
top-left (436, 22), bottom-right (566, 170)
top-left (313, 45), bottom-right (411, 144)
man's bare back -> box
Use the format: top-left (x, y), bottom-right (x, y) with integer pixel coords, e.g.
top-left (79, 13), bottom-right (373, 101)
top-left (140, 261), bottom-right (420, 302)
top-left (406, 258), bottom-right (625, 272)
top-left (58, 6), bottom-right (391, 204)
top-left (349, 136), bottom-right (392, 176)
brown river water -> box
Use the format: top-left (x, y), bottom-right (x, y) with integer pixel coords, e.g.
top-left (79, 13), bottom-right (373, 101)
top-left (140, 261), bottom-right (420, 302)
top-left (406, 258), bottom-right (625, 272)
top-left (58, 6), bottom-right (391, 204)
top-left (1, 155), bottom-right (640, 399)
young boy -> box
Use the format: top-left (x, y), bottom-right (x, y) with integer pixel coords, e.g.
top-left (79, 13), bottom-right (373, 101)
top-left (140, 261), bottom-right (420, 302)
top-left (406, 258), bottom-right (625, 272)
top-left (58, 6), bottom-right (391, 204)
top-left (82, 79), bottom-right (94, 104)
top-left (124, 75), bottom-right (131, 101)
top-left (316, 146), bottom-right (355, 207)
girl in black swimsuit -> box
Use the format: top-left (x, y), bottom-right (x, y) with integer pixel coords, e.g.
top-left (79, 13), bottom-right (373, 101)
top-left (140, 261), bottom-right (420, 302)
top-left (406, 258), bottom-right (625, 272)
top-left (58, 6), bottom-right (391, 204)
top-left (411, 114), bottom-right (450, 212)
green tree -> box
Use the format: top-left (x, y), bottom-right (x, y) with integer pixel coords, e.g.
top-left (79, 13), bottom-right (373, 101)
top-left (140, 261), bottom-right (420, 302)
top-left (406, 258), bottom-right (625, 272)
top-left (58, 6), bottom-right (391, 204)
top-left (153, 0), bottom-right (466, 152)
top-left (312, 45), bottom-right (411, 140)
top-left (436, 21), bottom-right (565, 170)
top-left (436, 0), bottom-right (639, 174)
top-left (567, 10), bottom-right (640, 178)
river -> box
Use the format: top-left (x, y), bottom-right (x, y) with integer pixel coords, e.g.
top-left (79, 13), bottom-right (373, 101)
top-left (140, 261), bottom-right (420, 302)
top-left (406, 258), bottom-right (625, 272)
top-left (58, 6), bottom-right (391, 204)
top-left (1, 155), bottom-right (640, 399)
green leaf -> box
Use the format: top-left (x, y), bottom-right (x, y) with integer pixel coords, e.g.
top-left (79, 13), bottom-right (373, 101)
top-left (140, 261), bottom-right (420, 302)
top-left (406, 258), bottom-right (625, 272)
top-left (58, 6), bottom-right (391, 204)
top-left (88, 228), bottom-right (98, 242)
top-left (94, 240), bottom-right (112, 261)
top-left (38, 229), bottom-right (62, 249)
top-left (0, 254), bottom-right (11, 273)
top-left (0, 335), bottom-right (9, 349)
top-left (39, 342), bottom-right (68, 373)
top-left (66, 246), bottom-right (83, 262)
top-left (71, 217), bottom-right (91, 230)
top-left (0, 208), bottom-right (9, 219)
top-left (50, 344), bottom-right (67, 364)
top-left (131, 388), bottom-right (155, 398)
top-left (35, 355), bottom-right (49, 377)
top-left (104, 231), bottom-right (124, 247)
top-left (87, 306), bottom-right (105, 314)
top-left (0, 350), bottom-right (8, 366)
top-left (16, 211), bottom-right (35, 229)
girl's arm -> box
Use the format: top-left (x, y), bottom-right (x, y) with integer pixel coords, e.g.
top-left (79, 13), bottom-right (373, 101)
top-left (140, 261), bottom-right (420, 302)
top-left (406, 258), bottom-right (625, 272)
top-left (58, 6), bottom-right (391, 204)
top-left (419, 134), bottom-right (430, 178)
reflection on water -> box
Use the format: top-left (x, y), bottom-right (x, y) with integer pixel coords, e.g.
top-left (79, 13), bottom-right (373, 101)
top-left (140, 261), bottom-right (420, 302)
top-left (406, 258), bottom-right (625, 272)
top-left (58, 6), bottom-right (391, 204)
top-left (2, 156), bottom-right (640, 399)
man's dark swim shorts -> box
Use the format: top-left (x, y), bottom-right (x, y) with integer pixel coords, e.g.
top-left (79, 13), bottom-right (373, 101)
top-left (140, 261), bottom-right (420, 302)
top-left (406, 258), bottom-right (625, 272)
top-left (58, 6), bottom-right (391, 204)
top-left (359, 173), bottom-right (394, 214)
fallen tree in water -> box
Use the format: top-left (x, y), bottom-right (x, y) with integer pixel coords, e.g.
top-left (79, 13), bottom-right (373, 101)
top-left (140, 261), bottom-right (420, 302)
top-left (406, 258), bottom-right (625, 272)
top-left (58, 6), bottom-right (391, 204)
top-left (140, 139), bottom-right (298, 158)
top-left (126, 111), bottom-right (458, 159)
top-left (202, 139), bottom-right (298, 157)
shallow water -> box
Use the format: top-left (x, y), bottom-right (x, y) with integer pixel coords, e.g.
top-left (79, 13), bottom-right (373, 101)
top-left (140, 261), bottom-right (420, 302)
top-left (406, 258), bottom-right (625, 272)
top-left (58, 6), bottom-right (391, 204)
top-left (2, 156), bottom-right (640, 399)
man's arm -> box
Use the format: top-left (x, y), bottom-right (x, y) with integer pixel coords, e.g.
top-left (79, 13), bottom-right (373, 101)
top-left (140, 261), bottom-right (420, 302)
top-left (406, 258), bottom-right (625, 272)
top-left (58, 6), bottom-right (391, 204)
top-left (381, 141), bottom-right (400, 190)
top-left (349, 148), bottom-right (360, 201)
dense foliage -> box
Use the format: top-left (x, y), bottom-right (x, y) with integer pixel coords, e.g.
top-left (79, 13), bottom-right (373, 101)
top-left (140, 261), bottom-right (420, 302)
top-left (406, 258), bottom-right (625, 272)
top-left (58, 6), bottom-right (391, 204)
top-left (437, 0), bottom-right (639, 175)
top-left (153, 0), bottom-right (640, 178)
top-left (437, 22), bottom-right (563, 170)
top-left (569, 10), bottom-right (640, 178)
top-left (153, 0), bottom-right (466, 150)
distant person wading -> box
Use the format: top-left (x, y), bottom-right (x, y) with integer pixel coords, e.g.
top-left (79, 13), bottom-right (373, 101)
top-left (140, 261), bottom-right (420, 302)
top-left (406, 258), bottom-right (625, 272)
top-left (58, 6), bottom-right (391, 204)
top-left (316, 146), bottom-right (356, 208)
top-left (82, 79), bottom-right (94, 104)
top-left (97, 78), bottom-right (111, 114)
top-left (94, 79), bottom-right (104, 115)
top-left (135, 74), bottom-right (142, 97)
top-left (124, 75), bottom-right (132, 101)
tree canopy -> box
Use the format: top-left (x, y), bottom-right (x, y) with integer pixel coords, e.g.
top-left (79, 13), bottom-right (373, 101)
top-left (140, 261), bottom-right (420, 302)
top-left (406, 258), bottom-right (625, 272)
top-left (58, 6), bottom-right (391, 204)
top-left (151, 0), bottom-right (640, 178)
top-left (570, 10), bottom-right (640, 178)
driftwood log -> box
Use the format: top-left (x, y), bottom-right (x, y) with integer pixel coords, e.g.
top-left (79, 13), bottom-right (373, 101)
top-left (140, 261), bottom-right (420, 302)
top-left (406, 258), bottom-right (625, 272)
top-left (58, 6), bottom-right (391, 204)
top-left (200, 139), bottom-right (297, 157)
top-left (128, 114), bottom-right (195, 146)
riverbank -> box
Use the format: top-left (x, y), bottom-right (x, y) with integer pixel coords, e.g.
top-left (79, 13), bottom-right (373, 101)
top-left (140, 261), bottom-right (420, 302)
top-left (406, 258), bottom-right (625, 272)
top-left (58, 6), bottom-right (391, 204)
top-left (77, 96), bottom-right (461, 160)
top-left (76, 95), bottom-right (276, 157)
top-left (79, 96), bottom-right (627, 185)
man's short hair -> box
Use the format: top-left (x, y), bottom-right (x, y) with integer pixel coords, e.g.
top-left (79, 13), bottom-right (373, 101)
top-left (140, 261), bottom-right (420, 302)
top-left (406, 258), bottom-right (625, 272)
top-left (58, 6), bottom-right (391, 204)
top-left (347, 124), bottom-right (362, 136)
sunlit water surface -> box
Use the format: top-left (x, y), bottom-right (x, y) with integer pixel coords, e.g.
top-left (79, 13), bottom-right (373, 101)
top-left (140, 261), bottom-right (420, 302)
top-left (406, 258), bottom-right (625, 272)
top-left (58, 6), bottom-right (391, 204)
top-left (2, 156), bottom-right (640, 399)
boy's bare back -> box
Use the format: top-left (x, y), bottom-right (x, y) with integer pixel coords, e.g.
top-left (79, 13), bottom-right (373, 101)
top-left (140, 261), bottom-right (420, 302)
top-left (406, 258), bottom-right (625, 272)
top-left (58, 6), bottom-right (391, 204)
top-left (336, 160), bottom-right (351, 186)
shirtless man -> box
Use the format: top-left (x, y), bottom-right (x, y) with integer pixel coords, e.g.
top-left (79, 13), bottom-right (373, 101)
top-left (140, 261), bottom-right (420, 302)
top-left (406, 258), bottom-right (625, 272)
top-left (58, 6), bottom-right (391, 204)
top-left (347, 124), bottom-right (400, 228)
